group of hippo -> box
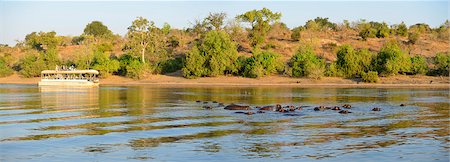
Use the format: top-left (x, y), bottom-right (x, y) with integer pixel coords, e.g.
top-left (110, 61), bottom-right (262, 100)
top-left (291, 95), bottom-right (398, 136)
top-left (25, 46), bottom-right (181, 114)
top-left (197, 100), bottom-right (407, 115)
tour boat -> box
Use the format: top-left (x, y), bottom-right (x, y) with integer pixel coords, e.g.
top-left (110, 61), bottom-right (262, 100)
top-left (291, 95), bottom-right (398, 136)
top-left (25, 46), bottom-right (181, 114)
top-left (38, 69), bottom-right (100, 87)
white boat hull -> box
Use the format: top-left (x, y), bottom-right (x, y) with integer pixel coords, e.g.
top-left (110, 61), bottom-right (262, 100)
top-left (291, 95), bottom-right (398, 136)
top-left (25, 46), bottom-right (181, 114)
top-left (38, 79), bottom-right (99, 87)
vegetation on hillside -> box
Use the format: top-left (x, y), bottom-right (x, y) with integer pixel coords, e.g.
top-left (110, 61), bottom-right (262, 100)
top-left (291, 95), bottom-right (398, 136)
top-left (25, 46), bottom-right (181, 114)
top-left (0, 8), bottom-right (449, 83)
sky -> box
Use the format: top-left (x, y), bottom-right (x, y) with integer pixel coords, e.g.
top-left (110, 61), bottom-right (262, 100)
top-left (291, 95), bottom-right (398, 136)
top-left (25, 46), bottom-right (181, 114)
top-left (0, 0), bottom-right (448, 46)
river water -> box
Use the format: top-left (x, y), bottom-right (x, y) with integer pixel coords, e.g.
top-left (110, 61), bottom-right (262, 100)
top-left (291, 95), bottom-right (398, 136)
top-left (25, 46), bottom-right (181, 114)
top-left (0, 84), bottom-right (448, 162)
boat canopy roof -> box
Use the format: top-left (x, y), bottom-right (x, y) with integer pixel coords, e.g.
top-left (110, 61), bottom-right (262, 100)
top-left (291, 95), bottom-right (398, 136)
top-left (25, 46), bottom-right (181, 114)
top-left (41, 70), bottom-right (99, 75)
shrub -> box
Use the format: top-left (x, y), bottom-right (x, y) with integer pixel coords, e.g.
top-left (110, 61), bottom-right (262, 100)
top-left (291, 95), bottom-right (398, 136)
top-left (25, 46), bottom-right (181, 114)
top-left (0, 57), bottom-right (13, 77)
top-left (19, 52), bottom-right (47, 78)
top-left (361, 71), bottom-right (379, 83)
top-left (289, 46), bottom-right (325, 79)
top-left (119, 54), bottom-right (146, 79)
top-left (433, 52), bottom-right (450, 76)
top-left (325, 62), bottom-right (341, 77)
top-left (410, 55), bottom-right (428, 75)
top-left (373, 41), bottom-right (411, 75)
top-left (241, 51), bottom-right (284, 78)
top-left (291, 27), bottom-right (303, 41)
top-left (408, 32), bottom-right (420, 44)
top-left (159, 57), bottom-right (184, 74)
top-left (334, 45), bottom-right (374, 78)
top-left (91, 50), bottom-right (120, 78)
top-left (182, 30), bottom-right (238, 78)
top-left (336, 45), bottom-right (359, 77)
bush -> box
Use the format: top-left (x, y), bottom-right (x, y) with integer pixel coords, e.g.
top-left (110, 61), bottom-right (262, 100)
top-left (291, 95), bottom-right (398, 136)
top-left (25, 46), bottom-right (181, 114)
top-left (325, 62), bottom-right (341, 77)
top-left (0, 54), bottom-right (14, 77)
top-left (336, 45), bottom-right (359, 77)
top-left (433, 52), bottom-right (450, 76)
top-left (241, 51), bottom-right (284, 78)
top-left (119, 54), bottom-right (146, 79)
top-left (291, 27), bottom-right (303, 41)
top-left (408, 32), bottom-right (420, 44)
top-left (289, 46), bottom-right (325, 79)
top-left (19, 52), bottom-right (47, 78)
top-left (0, 57), bottom-right (13, 77)
top-left (373, 41), bottom-right (411, 75)
top-left (182, 46), bottom-right (207, 78)
top-left (361, 71), bottom-right (379, 83)
top-left (91, 50), bottom-right (120, 78)
top-left (159, 57), bottom-right (184, 74)
top-left (410, 55), bottom-right (428, 75)
top-left (182, 30), bottom-right (238, 78)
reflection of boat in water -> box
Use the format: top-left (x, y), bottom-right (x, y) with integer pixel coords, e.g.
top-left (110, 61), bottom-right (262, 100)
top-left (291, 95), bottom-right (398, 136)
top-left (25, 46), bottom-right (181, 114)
top-left (38, 70), bottom-right (99, 87)
top-left (39, 86), bottom-right (99, 109)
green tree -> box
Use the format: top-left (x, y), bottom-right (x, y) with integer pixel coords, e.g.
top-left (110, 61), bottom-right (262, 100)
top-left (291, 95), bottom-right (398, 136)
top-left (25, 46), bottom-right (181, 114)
top-left (205, 12), bottom-right (227, 31)
top-left (433, 52), bottom-right (450, 76)
top-left (162, 23), bottom-right (171, 35)
top-left (182, 46), bottom-right (206, 78)
top-left (335, 45), bottom-right (375, 77)
top-left (25, 31), bottom-right (61, 51)
top-left (408, 32), bottom-right (420, 44)
top-left (374, 41), bottom-right (411, 75)
top-left (19, 51), bottom-right (47, 78)
top-left (182, 30), bottom-right (238, 78)
top-left (289, 46), bottom-right (325, 79)
top-left (361, 71), bottom-right (379, 83)
top-left (237, 8), bottom-right (282, 48)
top-left (291, 26), bottom-right (303, 41)
top-left (410, 55), bottom-right (428, 75)
top-left (125, 17), bottom-right (166, 64)
top-left (395, 22), bottom-right (408, 36)
top-left (0, 56), bottom-right (13, 77)
top-left (336, 45), bottom-right (359, 77)
top-left (118, 54), bottom-right (146, 79)
top-left (242, 51), bottom-right (283, 78)
top-left (83, 21), bottom-right (113, 38)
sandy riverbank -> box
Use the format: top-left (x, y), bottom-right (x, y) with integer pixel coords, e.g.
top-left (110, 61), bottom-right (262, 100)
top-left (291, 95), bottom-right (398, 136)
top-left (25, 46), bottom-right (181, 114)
top-left (0, 73), bottom-right (448, 88)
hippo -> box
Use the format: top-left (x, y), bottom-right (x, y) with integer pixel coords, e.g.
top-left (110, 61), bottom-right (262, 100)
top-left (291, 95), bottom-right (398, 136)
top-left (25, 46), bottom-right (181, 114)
top-left (257, 110), bottom-right (265, 113)
top-left (400, 104), bottom-right (406, 106)
top-left (203, 106), bottom-right (212, 109)
top-left (259, 106), bottom-right (274, 111)
top-left (212, 101), bottom-right (218, 103)
top-left (196, 100), bottom-right (202, 103)
top-left (331, 106), bottom-right (341, 110)
top-left (343, 104), bottom-right (352, 109)
top-left (244, 111), bottom-right (254, 115)
top-left (203, 101), bottom-right (209, 104)
top-left (339, 110), bottom-right (352, 114)
top-left (224, 104), bottom-right (252, 110)
top-left (314, 106), bottom-right (326, 111)
top-left (372, 107), bottom-right (381, 111)
top-left (234, 111), bottom-right (245, 114)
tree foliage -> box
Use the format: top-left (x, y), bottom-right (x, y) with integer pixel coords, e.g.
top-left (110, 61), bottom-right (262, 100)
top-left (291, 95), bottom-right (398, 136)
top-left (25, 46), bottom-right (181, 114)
top-left (395, 22), bottom-right (408, 37)
top-left (374, 41), bottom-right (411, 75)
top-left (289, 46), bottom-right (325, 79)
top-left (183, 30), bottom-right (238, 78)
top-left (237, 8), bottom-right (281, 47)
top-left (361, 71), bottom-right (379, 83)
top-left (336, 45), bottom-right (374, 77)
top-left (410, 55), bottom-right (428, 75)
top-left (205, 12), bottom-right (227, 31)
top-left (433, 52), bottom-right (450, 76)
top-left (83, 21), bottom-right (113, 38)
top-left (305, 17), bottom-right (337, 31)
top-left (125, 17), bottom-right (166, 64)
top-left (241, 51), bottom-right (284, 78)
top-left (25, 31), bottom-right (61, 51)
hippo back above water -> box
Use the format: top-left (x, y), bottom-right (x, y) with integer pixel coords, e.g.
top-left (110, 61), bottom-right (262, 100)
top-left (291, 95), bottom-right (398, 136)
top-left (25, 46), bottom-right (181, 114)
top-left (224, 104), bottom-right (252, 110)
